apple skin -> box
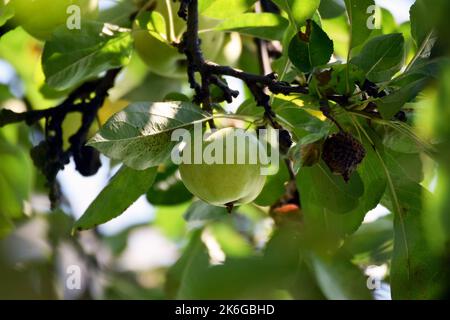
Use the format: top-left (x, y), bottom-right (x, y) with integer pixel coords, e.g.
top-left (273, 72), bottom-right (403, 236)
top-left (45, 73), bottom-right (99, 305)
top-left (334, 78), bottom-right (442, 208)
top-left (179, 128), bottom-right (267, 207)
top-left (132, 0), bottom-right (224, 78)
top-left (12, 0), bottom-right (98, 40)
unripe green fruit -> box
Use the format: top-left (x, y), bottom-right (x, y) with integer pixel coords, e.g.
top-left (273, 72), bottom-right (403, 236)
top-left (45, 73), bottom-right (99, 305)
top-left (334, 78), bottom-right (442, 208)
top-left (11, 0), bottom-right (98, 40)
top-left (179, 128), bottom-right (267, 207)
top-left (132, 0), bottom-right (224, 78)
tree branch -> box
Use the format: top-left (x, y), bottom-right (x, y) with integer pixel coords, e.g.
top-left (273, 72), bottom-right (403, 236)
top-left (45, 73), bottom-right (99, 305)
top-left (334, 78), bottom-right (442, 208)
top-left (177, 0), bottom-right (308, 127)
top-left (1, 68), bottom-right (121, 208)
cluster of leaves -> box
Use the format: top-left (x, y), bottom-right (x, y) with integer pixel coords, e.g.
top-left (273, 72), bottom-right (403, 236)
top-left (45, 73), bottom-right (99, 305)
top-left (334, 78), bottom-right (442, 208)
top-left (0, 0), bottom-right (449, 299)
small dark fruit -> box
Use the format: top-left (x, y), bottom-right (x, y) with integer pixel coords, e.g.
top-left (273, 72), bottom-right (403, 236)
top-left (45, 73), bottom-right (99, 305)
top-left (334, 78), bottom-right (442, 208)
top-left (321, 132), bottom-right (366, 182)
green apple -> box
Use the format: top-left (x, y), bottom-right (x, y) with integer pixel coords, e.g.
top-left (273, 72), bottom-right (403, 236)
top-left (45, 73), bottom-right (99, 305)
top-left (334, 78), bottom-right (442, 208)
top-left (132, 0), bottom-right (224, 78)
top-left (11, 0), bottom-right (98, 40)
top-left (179, 128), bottom-right (267, 207)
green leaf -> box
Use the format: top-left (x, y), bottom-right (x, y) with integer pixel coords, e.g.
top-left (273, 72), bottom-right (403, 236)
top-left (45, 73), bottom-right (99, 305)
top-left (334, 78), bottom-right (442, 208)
top-left (0, 28), bottom-right (56, 110)
top-left (146, 164), bottom-right (192, 205)
top-left (0, 140), bottom-right (33, 236)
top-left (174, 226), bottom-right (303, 299)
top-left (351, 33), bottom-right (404, 83)
top-left (321, 14), bottom-right (349, 58)
top-left (381, 127), bottom-right (422, 154)
top-left (289, 261), bottom-right (327, 299)
top-left (384, 150), bottom-right (423, 184)
top-left (272, 0), bottom-right (320, 27)
top-left (387, 182), bottom-right (446, 299)
top-left (343, 135), bottom-right (387, 219)
top-left (42, 21), bottom-right (132, 90)
top-left (210, 222), bottom-right (253, 258)
top-left (378, 58), bottom-right (445, 119)
top-left (344, 0), bottom-right (375, 50)
top-left (165, 229), bottom-right (208, 299)
top-left (423, 167), bottom-right (450, 256)
top-left (422, 66), bottom-right (450, 256)
top-left (88, 101), bottom-right (210, 170)
top-left (235, 99), bottom-right (264, 117)
top-left (199, 0), bottom-right (256, 19)
top-left (288, 20), bottom-right (334, 73)
top-left (297, 161), bottom-right (364, 214)
top-left (0, 212), bottom-right (13, 238)
top-left (254, 159), bottom-right (290, 206)
top-left (371, 131), bottom-right (445, 299)
top-left (275, 102), bottom-right (332, 144)
top-left (0, 1), bottom-right (14, 27)
top-left (319, 0), bottom-right (346, 20)
top-left (98, 0), bottom-right (137, 28)
top-left (154, 203), bottom-right (189, 240)
top-left (377, 78), bottom-right (429, 120)
top-left (310, 252), bottom-right (373, 300)
top-left (410, 0), bottom-right (434, 47)
top-left (309, 63), bottom-right (365, 96)
top-left (343, 216), bottom-right (393, 257)
top-left (73, 166), bottom-right (157, 231)
top-left (215, 13), bottom-right (289, 41)
top-left (184, 200), bottom-right (227, 223)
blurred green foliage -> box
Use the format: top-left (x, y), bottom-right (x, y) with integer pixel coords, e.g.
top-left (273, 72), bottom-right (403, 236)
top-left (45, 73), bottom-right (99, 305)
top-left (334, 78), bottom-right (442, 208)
top-left (0, 0), bottom-right (449, 300)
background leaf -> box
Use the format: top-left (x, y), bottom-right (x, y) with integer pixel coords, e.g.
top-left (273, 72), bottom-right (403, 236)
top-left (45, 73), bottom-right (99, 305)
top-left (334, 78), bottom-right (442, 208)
top-left (310, 252), bottom-right (373, 300)
top-left (351, 33), bottom-right (404, 82)
top-left (319, 0), bottom-right (346, 20)
top-left (409, 0), bottom-right (434, 47)
top-left (272, 0), bottom-right (321, 27)
top-left (0, 1), bottom-right (14, 27)
top-left (387, 182), bottom-right (445, 299)
top-left (215, 13), bottom-right (289, 41)
top-left (73, 166), bottom-right (157, 231)
top-left (42, 22), bottom-right (132, 90)
top-left (344, 0), bottom-right (375, 50)
top-left (199, 0), bottom-right (256, 19)
top-left (184, 200), bottom-right (227, 223)
top-left (0, 140), bottom-right (33, 237)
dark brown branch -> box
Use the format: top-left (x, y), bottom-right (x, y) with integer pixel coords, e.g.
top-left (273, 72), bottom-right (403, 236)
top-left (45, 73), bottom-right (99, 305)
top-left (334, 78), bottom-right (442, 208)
top-left (0, 69), bottom-right (120, 128)
top-left (206, 63), bottom-right (308, 95)
top-left (177, 0), bottom-right (308, 125)
top-left (1, 68), bottom-right (121, 208)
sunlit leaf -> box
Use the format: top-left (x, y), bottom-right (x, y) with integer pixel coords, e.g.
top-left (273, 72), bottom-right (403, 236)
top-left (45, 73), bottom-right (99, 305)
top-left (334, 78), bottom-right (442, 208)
top-left (88, 101), bottom-right (210, 170)
top-left (42, 21), bottom-right (133, 90)
top-left (73, 166), bottom-right (157, 231)
top-left (215, 13), bottom-right (289, 41)
top-left (272, 0), bottom-right (320, 27)
top-left (199, 0), bottom-right (256, 19)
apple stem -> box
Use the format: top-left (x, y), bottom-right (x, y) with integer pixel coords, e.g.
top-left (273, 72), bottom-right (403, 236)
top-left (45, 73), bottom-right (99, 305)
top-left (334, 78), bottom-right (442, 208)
top-left (225, 202), bottom-right (234, 214)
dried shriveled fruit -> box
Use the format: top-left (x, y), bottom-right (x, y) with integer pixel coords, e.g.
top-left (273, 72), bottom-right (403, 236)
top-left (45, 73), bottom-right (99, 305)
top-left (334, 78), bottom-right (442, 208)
top-left (321, 132), bottom-right (366, 182)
